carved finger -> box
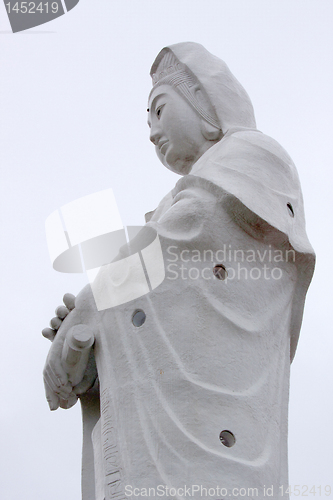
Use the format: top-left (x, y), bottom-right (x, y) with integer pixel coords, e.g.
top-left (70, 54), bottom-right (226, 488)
top-left (73, 372), bottom-right (98, 395)
top-left (44, 368), bottom-right (72, 399)
top-left (55, 305), bottom-right (69, 319)
top-left (63, 293), bottom-right (76, 311)
top-left (56, 384), bottom-right (74, 400)
top-left (43, 378), bottom-right (60, 411)
top-left (43, 367), bottom-right (63, 394)
top-left (50, 316), bottom-right (62, 330)
top-left (45, 359), bottom-right (68, 388)
top-left (59, 392), bottom-right (78, 409)
top-left (42, 327), bottom-right (56, 342)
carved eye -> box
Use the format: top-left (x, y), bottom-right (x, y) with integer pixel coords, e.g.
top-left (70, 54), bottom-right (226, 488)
top-left (156, 104), bottom-right (164, 118)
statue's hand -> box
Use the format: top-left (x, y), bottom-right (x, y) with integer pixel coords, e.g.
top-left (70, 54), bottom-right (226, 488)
top-left (42, 288), bottom-right (98, 411)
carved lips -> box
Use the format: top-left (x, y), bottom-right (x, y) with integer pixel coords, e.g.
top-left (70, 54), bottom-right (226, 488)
top-left (158, 141), bottom-right (169, 155)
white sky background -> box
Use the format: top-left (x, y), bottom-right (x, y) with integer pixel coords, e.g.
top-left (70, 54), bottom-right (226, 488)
top-left (0, 1), bottom-right (332, 498)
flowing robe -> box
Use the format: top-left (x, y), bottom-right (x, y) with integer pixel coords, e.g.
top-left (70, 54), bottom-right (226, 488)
top-left (82, 128), bottom-right (314, 500)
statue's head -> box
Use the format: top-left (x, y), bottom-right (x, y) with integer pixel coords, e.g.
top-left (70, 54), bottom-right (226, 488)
top-left (148, 83), bottom-right (222, 175)
top-left (148, 43), bottom-right (256, 175)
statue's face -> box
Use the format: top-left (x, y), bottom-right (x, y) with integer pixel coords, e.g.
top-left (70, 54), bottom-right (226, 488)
top-left (148, 85), bottom-right (210, 175)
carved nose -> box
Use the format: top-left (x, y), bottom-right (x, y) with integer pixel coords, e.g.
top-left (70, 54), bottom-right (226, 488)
top-left (150, 129), bottom-right (160, 146)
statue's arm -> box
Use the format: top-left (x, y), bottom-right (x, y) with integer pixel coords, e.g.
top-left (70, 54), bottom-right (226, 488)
top-left (222, 193), bottom-right (290, 245)
top-left (166, 174), bottom-right (289, 245)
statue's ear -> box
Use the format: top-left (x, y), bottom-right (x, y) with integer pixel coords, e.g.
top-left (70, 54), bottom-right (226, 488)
top-left (194, 87), bottom-right (223, 141)
top-left (200, 119), bottom-right (223, 141)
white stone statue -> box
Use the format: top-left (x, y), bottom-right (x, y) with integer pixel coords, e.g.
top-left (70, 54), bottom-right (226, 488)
top-left (43, 43), bottom-right (315, 500)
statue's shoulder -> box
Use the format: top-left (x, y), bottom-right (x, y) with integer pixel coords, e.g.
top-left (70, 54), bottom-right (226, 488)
top-left (221, 127), bottom-right (295, 167)
top-left (192, 127), bottom-right (299, 202)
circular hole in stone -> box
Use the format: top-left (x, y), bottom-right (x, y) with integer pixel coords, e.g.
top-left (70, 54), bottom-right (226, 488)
top-left (132, 310), bottom-right (146, 327)
top-left (287, 203), bottom-right (294, 217)
top-left (213, 264), bottom-right (228, 280)
top-left (219, 430), bottom-right (236, 447)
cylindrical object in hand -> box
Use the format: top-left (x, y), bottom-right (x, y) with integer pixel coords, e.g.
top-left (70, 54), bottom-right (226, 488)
top-left (61, 325), bottom-right (95, 387)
